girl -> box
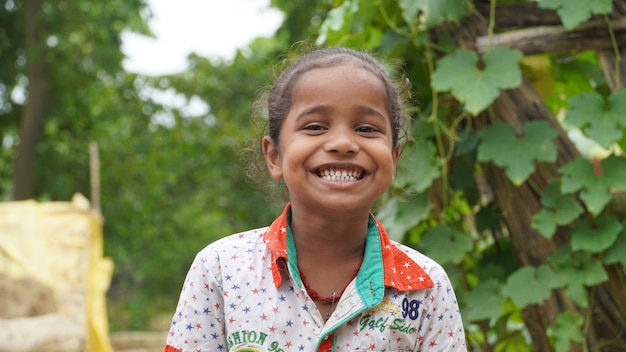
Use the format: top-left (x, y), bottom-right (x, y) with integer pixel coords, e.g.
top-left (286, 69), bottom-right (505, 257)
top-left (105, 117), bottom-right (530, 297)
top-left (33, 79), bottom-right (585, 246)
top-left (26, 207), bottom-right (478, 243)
top-left (164, 47), bottom-right (466, 352)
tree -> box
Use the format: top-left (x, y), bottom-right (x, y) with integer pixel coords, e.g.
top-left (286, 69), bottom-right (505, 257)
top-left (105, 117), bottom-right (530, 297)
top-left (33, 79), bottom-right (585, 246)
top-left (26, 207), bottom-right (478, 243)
top-left (285, 0), bottom-right (626, 350)
top-left (1, 0), bottom-right (283, 330)
top-left (1, 0), bottom-right (149, 200)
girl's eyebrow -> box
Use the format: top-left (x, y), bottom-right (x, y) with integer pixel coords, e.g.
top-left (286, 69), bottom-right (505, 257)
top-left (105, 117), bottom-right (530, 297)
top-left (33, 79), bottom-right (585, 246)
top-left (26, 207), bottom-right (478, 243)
top-left (295, 105), bottom-right (387, 121)
top-left (295, 105), bottom-right (328, 121)
top-left (358, 106), bottom-right (387, 121)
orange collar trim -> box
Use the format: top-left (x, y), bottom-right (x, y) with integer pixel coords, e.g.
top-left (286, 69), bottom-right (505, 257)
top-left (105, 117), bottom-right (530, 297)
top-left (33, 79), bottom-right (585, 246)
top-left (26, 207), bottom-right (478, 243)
top-left (263, 204), bottom-right (434, 291)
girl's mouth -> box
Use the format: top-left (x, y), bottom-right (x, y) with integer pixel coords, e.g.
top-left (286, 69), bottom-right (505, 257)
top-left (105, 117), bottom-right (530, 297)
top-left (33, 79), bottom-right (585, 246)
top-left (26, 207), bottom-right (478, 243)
top-left (315, 168), bottom-right (364, 181)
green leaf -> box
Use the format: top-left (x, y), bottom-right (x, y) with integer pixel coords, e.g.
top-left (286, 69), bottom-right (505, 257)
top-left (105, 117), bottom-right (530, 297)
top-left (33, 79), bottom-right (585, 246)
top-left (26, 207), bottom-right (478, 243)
top-left (494, 333), bottom-right (533, 352)
top-left (532, 182), bottom-right (584, 238)
top-left (376, 195), bottom-right (432, 242)
top-left (317, 0), bottom-right (358, 45)
top-left (560, 156), bottom-right (626, 215)
top-left (477, 121), bottom-right (558, 184)
top-left (464, 280), bottom-right (506, 322)
top-left (571, 216), bottom-right (622, 253)
top-left (502, 265), bottom-right (554, 308)
top-left (603, 221), bottom-right (626, 265)
top-left (398, 0), bottom-right (468, 29)
top-left (555, 252), bottom-right (608, 307)
top-left (552, 311), bottom-right (584, 352)
top-left (565, 91), bottom-right (626, 148)
top-left (396, 139), bottom-right (441, 192)
top-left (538, 0), bottom-right (612, 30)
top-left (419, 225), bottom-right (473, 264)
top-left (532, 210), bottom-right (558, 238)
top-left (431, 47), bottom-right (523, 115)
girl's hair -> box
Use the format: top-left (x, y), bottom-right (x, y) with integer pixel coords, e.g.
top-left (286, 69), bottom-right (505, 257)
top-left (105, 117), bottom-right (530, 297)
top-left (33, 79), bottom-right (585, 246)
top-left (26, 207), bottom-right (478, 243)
top-left (246, 46), bottom-right (413, 202)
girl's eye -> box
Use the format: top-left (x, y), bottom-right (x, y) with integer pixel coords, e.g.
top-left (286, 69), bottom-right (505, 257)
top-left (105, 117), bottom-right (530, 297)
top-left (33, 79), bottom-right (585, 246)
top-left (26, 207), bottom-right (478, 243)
top-left (356, 126), bottom-right (378, 133)
top-left (303, 124), bottom-right (325, 131)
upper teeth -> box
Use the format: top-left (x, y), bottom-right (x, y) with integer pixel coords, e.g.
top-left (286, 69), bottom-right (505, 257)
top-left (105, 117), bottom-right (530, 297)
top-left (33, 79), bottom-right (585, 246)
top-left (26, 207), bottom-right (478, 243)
top-left (320, 169), bottom-right (361, 181)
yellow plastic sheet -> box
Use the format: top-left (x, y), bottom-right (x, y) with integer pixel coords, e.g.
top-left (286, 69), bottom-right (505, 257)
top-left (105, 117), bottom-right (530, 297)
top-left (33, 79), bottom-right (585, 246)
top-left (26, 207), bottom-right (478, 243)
top-left (0, 193), bottom-right (114, 352)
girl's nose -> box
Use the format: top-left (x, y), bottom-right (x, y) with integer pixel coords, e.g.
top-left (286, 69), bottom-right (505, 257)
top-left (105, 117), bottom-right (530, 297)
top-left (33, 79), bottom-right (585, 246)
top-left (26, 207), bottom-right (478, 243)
top-left (324, 127), bottom-right (360, 154)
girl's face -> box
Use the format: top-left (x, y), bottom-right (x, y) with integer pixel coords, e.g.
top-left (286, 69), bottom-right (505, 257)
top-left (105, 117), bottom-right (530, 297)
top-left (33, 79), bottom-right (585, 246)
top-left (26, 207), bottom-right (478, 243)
top-left (263, 64), bottom-right (399, 214)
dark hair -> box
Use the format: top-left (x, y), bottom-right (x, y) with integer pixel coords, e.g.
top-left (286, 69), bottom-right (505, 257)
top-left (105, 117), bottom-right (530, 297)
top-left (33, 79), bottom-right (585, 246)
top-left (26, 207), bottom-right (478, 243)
top-left (266, 47), bottom-right (406, 147)
top-left (246, 46), bottom-right (412, 201)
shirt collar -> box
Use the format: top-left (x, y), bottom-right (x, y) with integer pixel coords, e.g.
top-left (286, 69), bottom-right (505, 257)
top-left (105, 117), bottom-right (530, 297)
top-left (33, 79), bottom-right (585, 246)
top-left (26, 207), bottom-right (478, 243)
top-left (263, 203), bottom-right (434, 291)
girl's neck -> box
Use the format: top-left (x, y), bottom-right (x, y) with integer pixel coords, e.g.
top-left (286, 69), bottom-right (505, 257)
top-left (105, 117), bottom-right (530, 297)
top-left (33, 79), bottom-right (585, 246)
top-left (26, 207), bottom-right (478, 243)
top-left (289, 205), bottom-right (369, 260)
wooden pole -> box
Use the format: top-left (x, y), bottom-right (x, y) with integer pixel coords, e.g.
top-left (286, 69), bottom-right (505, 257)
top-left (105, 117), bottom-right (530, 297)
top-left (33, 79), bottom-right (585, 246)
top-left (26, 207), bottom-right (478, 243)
top-left (89, 141), bottom-right (101, 213)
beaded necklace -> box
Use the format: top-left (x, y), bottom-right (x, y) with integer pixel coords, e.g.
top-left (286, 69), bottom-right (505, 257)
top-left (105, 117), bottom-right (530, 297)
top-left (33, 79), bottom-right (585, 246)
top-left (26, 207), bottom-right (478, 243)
top-left (298, 258), bottom-right (363, 305)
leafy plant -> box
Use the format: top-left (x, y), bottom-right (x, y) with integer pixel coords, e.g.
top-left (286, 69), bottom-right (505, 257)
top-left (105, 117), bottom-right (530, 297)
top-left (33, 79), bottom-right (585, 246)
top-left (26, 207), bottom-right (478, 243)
top-left (310, 0), bottom-right (626, 350)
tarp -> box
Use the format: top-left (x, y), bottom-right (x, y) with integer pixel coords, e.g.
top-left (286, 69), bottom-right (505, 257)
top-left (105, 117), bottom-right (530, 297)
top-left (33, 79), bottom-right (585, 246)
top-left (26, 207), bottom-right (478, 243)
top-left (0, 193), bottom-right (114, 352)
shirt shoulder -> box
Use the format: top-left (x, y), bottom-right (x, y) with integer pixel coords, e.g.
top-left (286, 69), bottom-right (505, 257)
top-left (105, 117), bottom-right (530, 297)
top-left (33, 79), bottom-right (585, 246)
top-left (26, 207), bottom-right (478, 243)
top-left (390, 240), bottom-right (451, 282)
top-left (196, 226), bottom-right (269, 254)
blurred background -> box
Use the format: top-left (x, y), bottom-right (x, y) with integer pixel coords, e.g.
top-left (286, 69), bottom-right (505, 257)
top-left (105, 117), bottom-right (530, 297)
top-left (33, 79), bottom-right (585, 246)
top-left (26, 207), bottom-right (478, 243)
top-left (1, 0), bottom-right (626, 351)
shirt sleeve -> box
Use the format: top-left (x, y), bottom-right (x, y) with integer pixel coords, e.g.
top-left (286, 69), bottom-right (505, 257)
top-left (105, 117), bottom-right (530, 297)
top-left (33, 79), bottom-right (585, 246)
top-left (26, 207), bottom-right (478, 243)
top-left (165, 248), bottom-right (227, 352)
top-left (415, 270), bottom-right (466, 351)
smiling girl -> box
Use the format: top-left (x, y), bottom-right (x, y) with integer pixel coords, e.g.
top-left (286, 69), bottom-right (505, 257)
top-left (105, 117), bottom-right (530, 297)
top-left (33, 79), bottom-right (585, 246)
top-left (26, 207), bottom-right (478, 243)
top-left (164, 47), bottom-right (466, 352)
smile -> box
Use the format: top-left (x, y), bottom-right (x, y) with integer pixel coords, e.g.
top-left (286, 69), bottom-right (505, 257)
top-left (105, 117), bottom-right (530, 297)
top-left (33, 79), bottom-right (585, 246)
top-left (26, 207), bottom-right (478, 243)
top-left (316, 168), bottom-right (364, 181)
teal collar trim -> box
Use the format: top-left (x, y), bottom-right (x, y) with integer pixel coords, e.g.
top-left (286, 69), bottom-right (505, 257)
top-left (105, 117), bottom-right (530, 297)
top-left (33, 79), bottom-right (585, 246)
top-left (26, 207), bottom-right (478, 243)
top-left (355, 216), bottom-right (385, 308)
top-left (285, 209), bottom-right (303, 288)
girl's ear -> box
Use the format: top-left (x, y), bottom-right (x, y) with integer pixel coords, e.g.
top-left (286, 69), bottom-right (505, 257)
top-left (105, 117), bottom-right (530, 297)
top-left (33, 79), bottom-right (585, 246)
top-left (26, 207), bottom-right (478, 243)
top-left (262, 136), bottom-right (283, 180)
top-left (392, 144), bottom-right (401, 170)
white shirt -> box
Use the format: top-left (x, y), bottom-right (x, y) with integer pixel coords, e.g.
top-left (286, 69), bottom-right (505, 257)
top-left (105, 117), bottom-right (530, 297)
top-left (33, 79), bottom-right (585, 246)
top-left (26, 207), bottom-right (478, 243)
top-left (165, 205), bottom-right (466, 351)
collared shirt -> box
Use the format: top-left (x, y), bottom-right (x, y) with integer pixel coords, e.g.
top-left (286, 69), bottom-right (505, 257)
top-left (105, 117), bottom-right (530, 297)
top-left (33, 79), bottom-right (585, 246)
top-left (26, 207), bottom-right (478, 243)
top-left (165, 204), bottom-right (466, 352)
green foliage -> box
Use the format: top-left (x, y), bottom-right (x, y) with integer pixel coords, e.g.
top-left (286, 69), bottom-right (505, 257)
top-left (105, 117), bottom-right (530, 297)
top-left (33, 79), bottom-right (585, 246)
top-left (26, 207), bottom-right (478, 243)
top-left (376, 194), bottom-right (432, 242)
top-left (603, 221), bottom-right (626, 265)
top-left (565, 90), bottom-right (626, 148)
top-left (395, 140), bottom-right (441, 193)
top-left (463, 280), bottom-right (505, 322)
top-left (477, 121), bottom-right (558, 185)
top-left (571, 216), bottom-right (622, 253)
top-left (538, 0), bottom-right (613, 30)
top-left (532, 182), bottom-right (584, 238)
top-left (548, 248), bottom-right (608, 307)
top-left (398, 0), bottom-right (469, 29)
top-left (419, 225), bottom-right (473, 264)
top-left (552, 311), bottom-right (584, 352)
top-left (431, 47), bottom-right (523, 115)
top-left (560, 156), bottom-right (626, 215)
top-left (312, 0), bottom-right (626, 350)
top-left (502, 265), bottom-right (555, 308)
